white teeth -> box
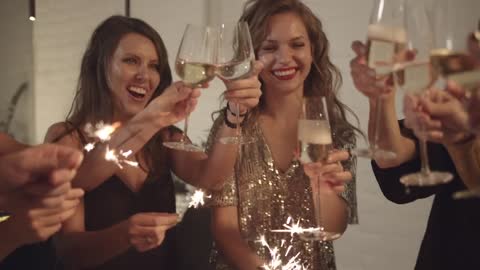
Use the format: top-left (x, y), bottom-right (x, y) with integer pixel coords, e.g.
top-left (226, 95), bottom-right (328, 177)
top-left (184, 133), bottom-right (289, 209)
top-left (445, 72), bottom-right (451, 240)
top-left (128, 86), bottom-right (147, 95)
top-left (273, 69), bottom-right (296, 77)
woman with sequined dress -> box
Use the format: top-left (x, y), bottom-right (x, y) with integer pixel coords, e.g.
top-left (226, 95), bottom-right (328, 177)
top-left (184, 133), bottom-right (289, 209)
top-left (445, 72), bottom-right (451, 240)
top-left (207, 0), bottom-right (360, 269)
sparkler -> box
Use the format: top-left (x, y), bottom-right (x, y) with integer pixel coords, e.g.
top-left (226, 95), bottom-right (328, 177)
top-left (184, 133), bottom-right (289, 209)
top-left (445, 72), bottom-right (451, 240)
top-left (83, 122), bottom-right (138, 169)
top-left (188, 189), bottom-right (211, 208)
top-left (270, 217), bottom-right (320, 236)
top-left (258, 235), bottom-right (306, 270)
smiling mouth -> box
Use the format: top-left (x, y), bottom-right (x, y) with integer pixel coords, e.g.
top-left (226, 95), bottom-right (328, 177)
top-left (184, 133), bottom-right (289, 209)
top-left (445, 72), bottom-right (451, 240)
top-left (127, 86), bottom-right (147, 100)
top-left (272, 68), bottom-right (297, 80)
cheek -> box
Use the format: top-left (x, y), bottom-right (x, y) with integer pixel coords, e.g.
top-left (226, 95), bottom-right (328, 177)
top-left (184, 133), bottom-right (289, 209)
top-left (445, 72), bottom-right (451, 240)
top-left (258, 53), bottom-right (274, 67)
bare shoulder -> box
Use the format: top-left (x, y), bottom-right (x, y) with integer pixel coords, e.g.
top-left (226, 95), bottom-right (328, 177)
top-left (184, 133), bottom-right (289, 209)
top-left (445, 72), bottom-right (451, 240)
top-left (45, 122), bottom-right (84, 150)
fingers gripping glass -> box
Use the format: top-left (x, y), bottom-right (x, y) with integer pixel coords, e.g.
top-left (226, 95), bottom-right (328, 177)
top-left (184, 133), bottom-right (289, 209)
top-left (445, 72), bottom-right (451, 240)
top-left (163, 24), bottom-right (216, 152)
top-left (297, 96), bottom-right (341, 242)
top-left (396, 0), bottom-right (453, 187)
top-left (351, 0), bottom-right (405, 161)
top-left (216, 22), bottom-right (256, 145)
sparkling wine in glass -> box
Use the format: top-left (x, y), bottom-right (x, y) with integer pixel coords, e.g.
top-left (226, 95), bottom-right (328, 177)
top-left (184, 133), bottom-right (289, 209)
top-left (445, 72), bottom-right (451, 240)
top-left (394, 0), bottom-right (454, 187)
top-left (428, 0), bottom-right (480, 197)
top-left (351, 0), bottom-right (407, 161)
top-left (216, 21), bottom-right (256, 144)
top-left (297, 96), bottom-right (341, 242)
top-left (163, 24), bottom-right (217, 152)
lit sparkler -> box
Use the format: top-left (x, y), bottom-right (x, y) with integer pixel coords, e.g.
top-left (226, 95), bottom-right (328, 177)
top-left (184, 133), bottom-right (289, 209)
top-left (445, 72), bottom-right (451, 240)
top-left (188, 189), bottom-right (211, 208)
top-left (82, 122), bottom-right (138, 169)
top-left (104, 145), bottom-right (139, 169)
top-left (270, 217), bottom-right (320, 236)
top-left (258, 235), bottom-right (306, 270)
top-left (84, 121), bottom-right (121, 142)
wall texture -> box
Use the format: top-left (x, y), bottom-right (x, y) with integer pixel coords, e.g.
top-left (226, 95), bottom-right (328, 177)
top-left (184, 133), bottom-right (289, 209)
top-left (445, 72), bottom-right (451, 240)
top-left (0, 0), bottom-right (34, 143)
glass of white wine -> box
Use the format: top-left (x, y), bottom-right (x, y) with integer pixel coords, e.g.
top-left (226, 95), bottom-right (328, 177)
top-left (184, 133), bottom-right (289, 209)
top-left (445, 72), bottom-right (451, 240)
top-left (351, 0), bottom-right (406, 161)
top-left (163, 24), bottom-right (217, 152)
top-left (395, 0), bottom-right (453, 187)
top-left (216, 21), bottom-right (256, 144)
top-left (297, 96), bottom-right (341, 242)
top-left (428, 0), bottom-right (480, 198)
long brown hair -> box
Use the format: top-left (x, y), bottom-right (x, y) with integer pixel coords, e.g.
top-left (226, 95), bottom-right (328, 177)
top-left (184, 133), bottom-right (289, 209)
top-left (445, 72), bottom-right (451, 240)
top-left (241, 0), bottom-right (363, 147)
top-left (63, 15), bottom-right (173, 175)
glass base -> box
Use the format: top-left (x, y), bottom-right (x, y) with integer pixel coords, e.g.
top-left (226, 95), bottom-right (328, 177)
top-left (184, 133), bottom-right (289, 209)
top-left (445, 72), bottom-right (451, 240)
top-left (351, 147), bottom-right (397, 160)
top-left (163, 141), bottom-right (204, 153)
top-left (218, 136), bottom-right (256, 145)
top-left (298, 229), bottom-right (342, 242)
top-left (453, 188), bottom-right (480, 200)
top-left (400, 171), bottom-right (453, 187)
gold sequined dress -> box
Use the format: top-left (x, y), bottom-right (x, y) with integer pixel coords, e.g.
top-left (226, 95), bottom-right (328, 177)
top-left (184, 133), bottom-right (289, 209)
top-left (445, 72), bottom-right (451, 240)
top-left (207, 113), bottom-right (358, 270)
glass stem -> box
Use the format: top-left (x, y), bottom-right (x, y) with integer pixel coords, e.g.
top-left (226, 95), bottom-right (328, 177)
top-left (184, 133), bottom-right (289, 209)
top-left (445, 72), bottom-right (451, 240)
top-left (419, 137), bottom-right (431, 176)
top-left (181, 113), bottom-right (190, 143)
top-left (372, 97), bottom-right (383, 150)
top-left (314, 176), bottom-right (322, 229)
top-left (235, 102), bottom-right (241, 138)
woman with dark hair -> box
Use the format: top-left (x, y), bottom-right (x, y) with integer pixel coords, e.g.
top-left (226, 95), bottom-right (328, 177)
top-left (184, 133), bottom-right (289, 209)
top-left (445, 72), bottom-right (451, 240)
top-left (44, 15), bottom-right (262, 269)
top-left (206, 0), bottom-right (360, 269)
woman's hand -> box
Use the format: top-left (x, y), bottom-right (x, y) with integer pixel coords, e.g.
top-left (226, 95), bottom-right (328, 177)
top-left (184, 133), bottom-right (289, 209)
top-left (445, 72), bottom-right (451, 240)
top-left (127, 212), bottom-right (178, 252)
top-left (145, 81), bottom-right (202, 128)
top-left (404, 89), bottom-right (470, 144)
top-left (3, 186), bottom-right (83, 246)
top-left (303, 149), bottom-right (352, 195)
top-left (350, 41), bottom-right (392, 99)
top-left (222, 60), bottom-right (263, 114)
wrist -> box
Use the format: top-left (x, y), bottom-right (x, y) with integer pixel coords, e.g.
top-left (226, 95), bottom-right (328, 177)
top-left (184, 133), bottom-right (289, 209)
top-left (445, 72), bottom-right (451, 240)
top-left (223, 108), bottom-right (246, 129)
top-left (447, 132), bottom-right (476, 147)
top-left (227, 102), bottom-right (248, 117)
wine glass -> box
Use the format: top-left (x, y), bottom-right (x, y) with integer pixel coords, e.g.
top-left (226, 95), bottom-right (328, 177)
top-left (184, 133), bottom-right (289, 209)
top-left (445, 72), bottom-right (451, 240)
top-left (395, 0), bottom-right (453, 187)
top-left (351, 0), bottom-right (406, 161)
top-left (163, 24), bottom-right (217, 152)
top-left (428, 0), bottom-right (480, 197)
top-left (297, 96), bottom-right (341, 242)
top-left (216, 21), bottom-right (256, 144)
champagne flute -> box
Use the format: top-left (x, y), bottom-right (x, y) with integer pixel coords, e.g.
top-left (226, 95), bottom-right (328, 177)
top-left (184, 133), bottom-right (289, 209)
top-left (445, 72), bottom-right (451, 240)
top-left (395, 0), bottom-right (453, 187)
top-left (351, 0), bottom-right (406, 161)
top-left (297, 96), bottom-right (341, 242)
top-left (427, 0), bottom-right (480, 198)
top-left (163, 24), bottom-right (217, 152)
top-left (216, 21), bottom-right (256, 144)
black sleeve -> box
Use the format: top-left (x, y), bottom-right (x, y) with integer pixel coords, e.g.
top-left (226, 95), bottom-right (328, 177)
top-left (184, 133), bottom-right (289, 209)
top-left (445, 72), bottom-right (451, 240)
top-left (371, 120), bottom-right (446, 204)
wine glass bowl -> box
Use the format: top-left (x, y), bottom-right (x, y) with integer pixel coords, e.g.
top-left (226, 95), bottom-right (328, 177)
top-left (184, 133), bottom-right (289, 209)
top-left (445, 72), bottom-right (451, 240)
top-left (163, 24), bottom-right (217, 152)
top-left (351, 0), bottom-right (407, 161)
top-left (215, 22), bottom-right (257, 145)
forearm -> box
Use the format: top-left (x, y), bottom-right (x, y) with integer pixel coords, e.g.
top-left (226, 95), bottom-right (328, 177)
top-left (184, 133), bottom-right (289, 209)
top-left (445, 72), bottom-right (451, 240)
top-left (72, 111), bottom-right (162, 191)
top-left (319, 193), bottom-right (348, 234)
top-left (445, 137), bottom-right (480, 190)
top-left (0, 220), bottom-right (23, 261)
top-left (56, 221), bottom-right (130, 269)
top-left (175, 114), bottom-right (241, 190)
top-left (369, 97), bottom-right (416, 168)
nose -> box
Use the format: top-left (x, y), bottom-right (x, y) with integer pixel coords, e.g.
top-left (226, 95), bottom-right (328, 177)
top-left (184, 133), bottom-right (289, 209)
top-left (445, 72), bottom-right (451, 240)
top-left (134, 64), bottom-right (149, 81)
top-left (275, 45), bottom-right (293, 65)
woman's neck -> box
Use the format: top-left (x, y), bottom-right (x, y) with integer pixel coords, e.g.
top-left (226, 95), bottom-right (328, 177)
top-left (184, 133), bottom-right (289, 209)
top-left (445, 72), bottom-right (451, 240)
top-left (261, 87), bottom-right (303, 122)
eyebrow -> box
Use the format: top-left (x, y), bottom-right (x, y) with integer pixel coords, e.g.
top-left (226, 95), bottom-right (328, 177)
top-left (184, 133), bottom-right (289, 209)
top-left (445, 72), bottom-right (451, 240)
top-left (263, 36), bottom-right (306, 43)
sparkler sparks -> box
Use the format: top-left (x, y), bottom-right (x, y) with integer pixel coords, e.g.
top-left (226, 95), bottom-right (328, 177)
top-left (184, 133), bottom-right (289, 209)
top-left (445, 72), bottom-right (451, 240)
top-left (84, 121), bottom-right (121, 142)
top-left (83, 122), bottom-right (138, 169)
top-left (258, 235), bottom-right (306, 270)
top-left (188, 189), bottom-right (211, 208)
top-left (270, 217), bottom-right (320, 236)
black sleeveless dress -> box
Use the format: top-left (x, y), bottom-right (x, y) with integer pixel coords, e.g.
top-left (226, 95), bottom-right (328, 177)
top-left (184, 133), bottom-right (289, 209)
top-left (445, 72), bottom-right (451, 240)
top-left (69, 126), bottom-right (178, 269)
top-left (82, 172), bottom-right (177, 270)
